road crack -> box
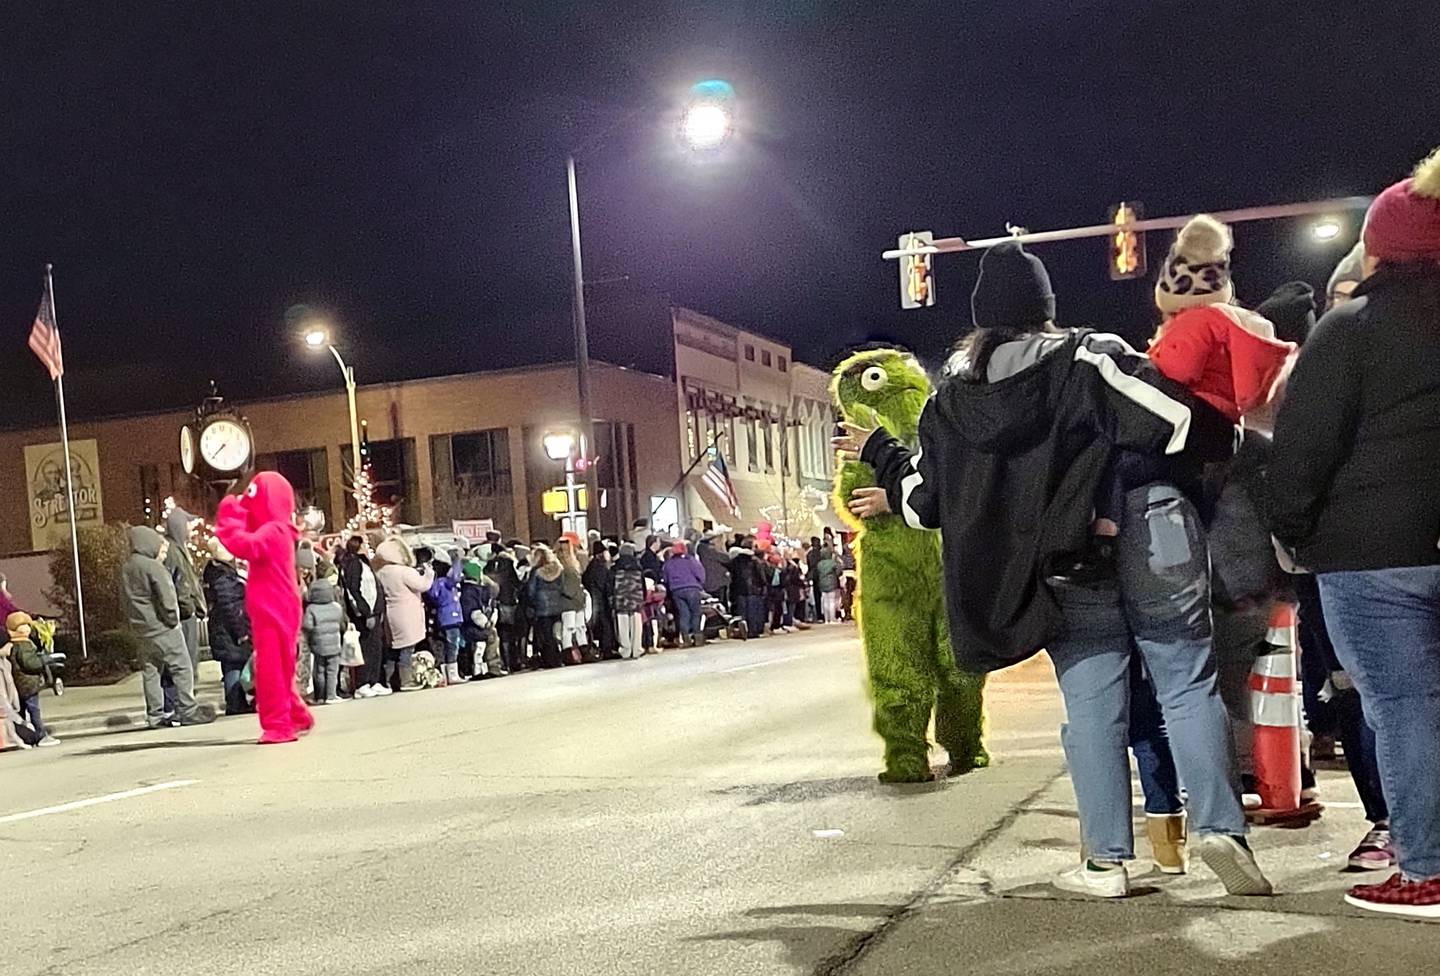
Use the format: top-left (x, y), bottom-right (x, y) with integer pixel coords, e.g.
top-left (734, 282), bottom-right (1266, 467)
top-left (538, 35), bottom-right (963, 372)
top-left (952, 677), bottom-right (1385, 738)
top-left (812, 768), bottom-right (1065, 976)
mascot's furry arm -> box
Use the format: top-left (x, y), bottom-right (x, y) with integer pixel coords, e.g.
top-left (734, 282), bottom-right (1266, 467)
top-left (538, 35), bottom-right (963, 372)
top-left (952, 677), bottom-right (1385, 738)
top-left (832, 349), bottom-right (988, 782)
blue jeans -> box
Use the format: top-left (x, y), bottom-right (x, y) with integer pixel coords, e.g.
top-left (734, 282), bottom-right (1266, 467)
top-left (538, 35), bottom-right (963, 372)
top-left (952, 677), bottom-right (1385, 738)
top-left (673, 588), bottom-right (703, 638)
top-left (1319, 566), bottom-right (1440, 879)
top-left (1048, 483), bottom-right (1244, 861)
top-left (20, 693), bottom-right (46, 738)
top-left (221, 663), bottom-right (249, 714)
top-left (441, 627), bottom-right (463, 665)
top-left (740, 595), bottom-right (767, 639)
top-left (1130, 655), bottom-right (1182, 815)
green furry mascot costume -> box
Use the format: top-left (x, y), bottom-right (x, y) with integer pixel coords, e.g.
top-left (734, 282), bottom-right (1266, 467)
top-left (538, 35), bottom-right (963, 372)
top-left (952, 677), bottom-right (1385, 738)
top-left (832, 349), bottom-right (989, 782)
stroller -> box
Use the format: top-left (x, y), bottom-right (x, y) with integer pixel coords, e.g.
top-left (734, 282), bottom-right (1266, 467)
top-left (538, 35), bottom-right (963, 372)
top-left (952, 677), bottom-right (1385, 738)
top-left (660, 594), bottom-right (746, 645)
top-left (30, 618), bottom-right (67, 697)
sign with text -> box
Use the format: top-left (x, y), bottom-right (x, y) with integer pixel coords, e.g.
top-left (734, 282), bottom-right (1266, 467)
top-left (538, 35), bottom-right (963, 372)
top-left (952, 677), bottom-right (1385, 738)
top-left (451, 519), bottom-right (495, 542)
top-left (25, 438), bottom-right (105, 551)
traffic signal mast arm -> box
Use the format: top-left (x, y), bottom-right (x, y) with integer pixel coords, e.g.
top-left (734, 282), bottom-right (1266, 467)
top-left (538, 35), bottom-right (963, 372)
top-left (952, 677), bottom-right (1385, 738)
top-left (882, 196), bottom-right (1373, 260)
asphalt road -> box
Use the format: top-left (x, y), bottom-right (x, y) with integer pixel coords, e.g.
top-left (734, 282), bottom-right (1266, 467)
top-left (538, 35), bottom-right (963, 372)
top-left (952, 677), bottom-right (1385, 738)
top-left (4, 627), bottom-right (1437, 975)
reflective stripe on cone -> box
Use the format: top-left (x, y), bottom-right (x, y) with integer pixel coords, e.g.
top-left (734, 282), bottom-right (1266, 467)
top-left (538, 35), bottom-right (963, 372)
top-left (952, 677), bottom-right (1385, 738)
top-left (1250, 602), bottom-right (1302, 815)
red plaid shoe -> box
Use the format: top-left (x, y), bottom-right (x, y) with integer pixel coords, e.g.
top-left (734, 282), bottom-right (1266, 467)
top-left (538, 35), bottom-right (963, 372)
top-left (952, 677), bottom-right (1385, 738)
top-left (1345, 873), bottom-right (1440, 919)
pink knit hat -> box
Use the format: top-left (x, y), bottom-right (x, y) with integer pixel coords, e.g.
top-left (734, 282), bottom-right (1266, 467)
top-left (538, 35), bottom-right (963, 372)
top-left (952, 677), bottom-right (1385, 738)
top-left (1363, 148), bottom-right (1440, 264)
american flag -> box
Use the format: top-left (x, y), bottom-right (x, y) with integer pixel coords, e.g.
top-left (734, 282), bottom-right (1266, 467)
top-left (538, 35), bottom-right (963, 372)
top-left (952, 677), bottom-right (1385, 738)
top-left (701, 447), bottom-right (740, 517)
top-left (29, 276), bottom-right (63, 381)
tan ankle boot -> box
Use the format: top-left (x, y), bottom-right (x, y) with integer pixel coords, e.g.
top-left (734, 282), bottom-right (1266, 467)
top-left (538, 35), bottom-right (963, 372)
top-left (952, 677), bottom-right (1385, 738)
top-left (1146, 813), bottom-right (1187, 874)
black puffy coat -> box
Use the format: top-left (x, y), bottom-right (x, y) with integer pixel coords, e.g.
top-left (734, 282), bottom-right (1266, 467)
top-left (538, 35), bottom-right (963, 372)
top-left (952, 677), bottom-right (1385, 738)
top-left (698, 540), bottom-right (731, 593)
top-left (486, 552), bottom-right (523, 609)
top-left (728, 550), bottom-right (763, 601)
top-left (202, 559), bottom-right (251, 666)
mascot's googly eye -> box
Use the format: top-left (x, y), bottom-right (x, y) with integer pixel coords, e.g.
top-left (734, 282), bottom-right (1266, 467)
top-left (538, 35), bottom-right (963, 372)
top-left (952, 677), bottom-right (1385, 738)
top-left (245, 483), bottom-right (258, 499)
top-left (860, 366), bottom-right (888, 392)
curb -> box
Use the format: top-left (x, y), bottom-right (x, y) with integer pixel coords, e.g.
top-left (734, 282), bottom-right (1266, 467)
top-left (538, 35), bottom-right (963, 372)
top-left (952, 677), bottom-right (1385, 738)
top-left (45, 689), bottom-right (227, 738)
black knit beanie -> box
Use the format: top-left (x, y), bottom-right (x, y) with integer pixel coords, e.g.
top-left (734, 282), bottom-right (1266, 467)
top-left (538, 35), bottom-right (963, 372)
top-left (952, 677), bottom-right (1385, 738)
top-left (1256, 281), bottom-right (1317, 346)
top-left (971, 241), bottom-right (1057, 330)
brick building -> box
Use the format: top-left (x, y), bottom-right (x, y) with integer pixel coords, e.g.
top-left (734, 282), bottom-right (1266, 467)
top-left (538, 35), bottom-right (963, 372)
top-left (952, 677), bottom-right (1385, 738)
top-left (0, 305), bottom-right (841, 578)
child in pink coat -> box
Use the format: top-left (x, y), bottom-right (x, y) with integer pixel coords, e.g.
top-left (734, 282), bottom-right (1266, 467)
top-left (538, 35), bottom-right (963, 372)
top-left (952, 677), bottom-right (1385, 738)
top-left (215, 472), bottom-right (312, 744)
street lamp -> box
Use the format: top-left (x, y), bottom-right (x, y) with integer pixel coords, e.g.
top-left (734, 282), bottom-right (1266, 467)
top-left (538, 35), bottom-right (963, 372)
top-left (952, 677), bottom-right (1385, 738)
top-left (301, 321), bottom-right (363, 515)
top-left (680, 101), bottom-right (733, 151)
top-left (1311, 217), bottom-right (1343, 242)
top-left (566, 79), bottom-right (736, 538)
top-left (543, 431), bottom-right (576, 462)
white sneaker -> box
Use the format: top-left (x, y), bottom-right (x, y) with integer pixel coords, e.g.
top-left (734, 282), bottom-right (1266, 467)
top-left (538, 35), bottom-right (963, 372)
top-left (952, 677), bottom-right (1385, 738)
top-left (373, 684), bottom-right (393, 697)
top-left (1053, 861), bottom-right (1130, 899)
top-left (37, 735), bottom-right (61, 747)
top-left (353, 685), bottom-right (375, 699)
top-left (1195, 834), bottom-right (1273, 896)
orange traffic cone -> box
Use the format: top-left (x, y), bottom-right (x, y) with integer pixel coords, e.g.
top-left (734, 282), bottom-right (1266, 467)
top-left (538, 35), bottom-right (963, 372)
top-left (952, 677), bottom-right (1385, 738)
top-left (1247, 603), bottom-right (1305, 822)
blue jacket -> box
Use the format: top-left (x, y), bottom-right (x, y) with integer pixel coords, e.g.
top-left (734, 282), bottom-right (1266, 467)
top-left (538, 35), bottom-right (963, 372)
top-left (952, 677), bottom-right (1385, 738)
top-left (662, 553), bottom-right (707, 594)
top-left (427, 560), bottom-right (464, 629)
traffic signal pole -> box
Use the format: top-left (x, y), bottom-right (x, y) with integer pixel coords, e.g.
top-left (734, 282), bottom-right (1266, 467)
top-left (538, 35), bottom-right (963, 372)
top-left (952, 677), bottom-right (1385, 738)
top-left (882, 196), bottom-right (1373, 261)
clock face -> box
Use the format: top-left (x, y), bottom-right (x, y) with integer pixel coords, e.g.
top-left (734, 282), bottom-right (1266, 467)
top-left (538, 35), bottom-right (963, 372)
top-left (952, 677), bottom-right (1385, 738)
top-left (199, 419), bottom-right (252, 473)
top-left (180, 426), bottom-right (196, 475)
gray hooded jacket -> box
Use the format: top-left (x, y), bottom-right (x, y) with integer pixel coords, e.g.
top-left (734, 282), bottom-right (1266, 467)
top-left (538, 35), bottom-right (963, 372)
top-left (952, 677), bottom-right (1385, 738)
top-left (121, 526), bottom-right (182, 639)
top-left (301, 579), bottom-right (347, 658)
top-left (164, 507), bottom-right (207, 619)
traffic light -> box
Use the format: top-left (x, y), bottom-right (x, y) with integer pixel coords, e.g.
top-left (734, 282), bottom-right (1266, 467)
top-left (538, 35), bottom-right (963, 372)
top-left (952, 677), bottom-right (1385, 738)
top-left (1107, 202), bottom-right (1147, 281)
top-left (898, 231), bottom-right (936, 309)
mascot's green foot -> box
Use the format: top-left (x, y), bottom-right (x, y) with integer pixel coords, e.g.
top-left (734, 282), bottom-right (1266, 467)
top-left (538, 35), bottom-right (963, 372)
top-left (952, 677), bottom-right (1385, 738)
top-left (944, 747), bottom-right (991, 776)
top-left (878, 765), bottom-right (935, 785)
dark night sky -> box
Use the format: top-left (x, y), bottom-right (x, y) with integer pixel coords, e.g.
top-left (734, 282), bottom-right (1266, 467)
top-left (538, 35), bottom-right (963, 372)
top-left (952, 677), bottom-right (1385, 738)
top-left (3, 2), bottom-right (1437, 427)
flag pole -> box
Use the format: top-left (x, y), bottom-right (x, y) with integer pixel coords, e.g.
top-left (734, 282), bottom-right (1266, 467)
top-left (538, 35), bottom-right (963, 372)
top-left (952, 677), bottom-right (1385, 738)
top-left (654, 431), bottom-right (727, 524)
top-left (46, 265), bottom-right (89, 660)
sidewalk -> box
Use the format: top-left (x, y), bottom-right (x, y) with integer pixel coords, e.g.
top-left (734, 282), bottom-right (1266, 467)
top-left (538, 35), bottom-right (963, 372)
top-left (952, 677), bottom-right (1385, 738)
top-left (843, 765), bottom-right (1440, 974)
top-left (38, 661), bottom-right (225, 738)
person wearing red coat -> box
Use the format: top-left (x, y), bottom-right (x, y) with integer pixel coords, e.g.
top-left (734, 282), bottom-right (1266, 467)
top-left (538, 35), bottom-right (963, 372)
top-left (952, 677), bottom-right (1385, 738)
top-left (1149, 303), bottom-right (1295, 424)
top-left (214, 472), bottom-right (312, 745)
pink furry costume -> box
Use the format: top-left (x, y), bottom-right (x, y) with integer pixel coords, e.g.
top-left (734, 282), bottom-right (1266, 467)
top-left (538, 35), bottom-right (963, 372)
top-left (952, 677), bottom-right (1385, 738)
top-left (214, 471), bottom-right (312, 744)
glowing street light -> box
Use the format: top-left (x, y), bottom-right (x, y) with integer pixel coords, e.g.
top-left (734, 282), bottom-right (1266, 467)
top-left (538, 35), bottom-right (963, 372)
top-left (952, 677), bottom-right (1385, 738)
top-left (679, 79), bottom-right (737, 152)
top-left (303, 327), bottom-right (329, 348)
top-left (1312, 217), bottom-right (1343, 242)
top-left (681, 101), bottom-right (733, 151)
top-left (543, 431), bottom-right (576, 462)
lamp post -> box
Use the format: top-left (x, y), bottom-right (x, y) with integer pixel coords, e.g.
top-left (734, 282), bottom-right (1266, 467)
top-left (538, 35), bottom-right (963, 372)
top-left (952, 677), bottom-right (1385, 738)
top-left (565, 80), bottom-right (736, 536)
top-left (543, 430), bottom-right (586, 535)
top-left (304, 325), bottom-right (363, 514)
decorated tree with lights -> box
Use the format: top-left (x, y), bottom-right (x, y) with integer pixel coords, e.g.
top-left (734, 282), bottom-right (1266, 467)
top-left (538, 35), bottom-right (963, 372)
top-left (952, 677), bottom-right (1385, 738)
top-left (346, 462), bottom-right (394, 536)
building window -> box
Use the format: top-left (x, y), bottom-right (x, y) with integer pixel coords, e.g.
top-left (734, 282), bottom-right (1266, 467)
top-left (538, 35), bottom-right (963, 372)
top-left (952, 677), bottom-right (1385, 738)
top-left (431, 429), bottom-right (512, 525)
top-left (762, 419), bottom-right (775, 472)
top-left (744, 344), bottom-right (756, 362)
top-left (255, 448), bottom-right (332, 521)
top-left (746, 415), bottom-right (759, 473)
top-left (778, 356), bottom-right (788, 373)
top-left (761, 350), bottom-right (772, 367)
top-left (349, 438), bottom-right (418, 525)
top-left (137, 464), bottom-right (161, 524)
top-left (685, 406), bottom-right (700, 462)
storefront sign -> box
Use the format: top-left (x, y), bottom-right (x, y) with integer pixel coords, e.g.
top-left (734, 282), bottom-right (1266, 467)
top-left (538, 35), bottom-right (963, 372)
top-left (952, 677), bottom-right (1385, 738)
top-left (451, 519), bottom-right (495, 542)
top-left (24, 439), bottom-right (105, 551)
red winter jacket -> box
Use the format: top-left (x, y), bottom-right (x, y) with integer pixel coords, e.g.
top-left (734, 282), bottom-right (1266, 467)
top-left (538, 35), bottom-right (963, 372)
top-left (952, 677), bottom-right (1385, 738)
top-left (1148, 305), bottom-right (1296, 423)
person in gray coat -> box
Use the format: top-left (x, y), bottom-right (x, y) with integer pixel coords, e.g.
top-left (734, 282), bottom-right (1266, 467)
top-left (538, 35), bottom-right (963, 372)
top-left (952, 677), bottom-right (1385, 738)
top-left (301, 578), bottom-right (347, 704)
top-left (163, 506), bottom-right (207, 668)
top-left (120, 526), bottom-right (214, 728)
